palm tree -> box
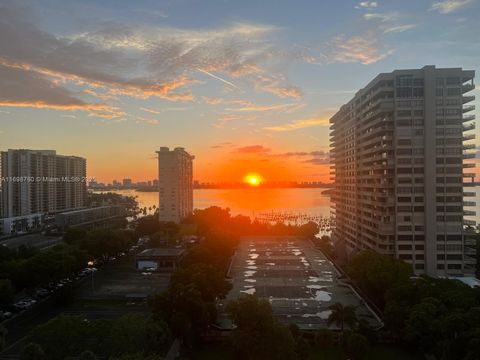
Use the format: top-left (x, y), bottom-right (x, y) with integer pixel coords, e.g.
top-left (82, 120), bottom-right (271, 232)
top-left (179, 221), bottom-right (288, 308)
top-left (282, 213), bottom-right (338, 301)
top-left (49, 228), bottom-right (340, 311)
top-left (327, 302), bottom-right (357, 332)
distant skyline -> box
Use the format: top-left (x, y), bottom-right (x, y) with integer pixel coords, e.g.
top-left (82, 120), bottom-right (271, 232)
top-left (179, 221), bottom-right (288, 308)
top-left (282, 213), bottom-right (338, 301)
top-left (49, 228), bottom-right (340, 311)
top-left (0, 0), bottom-right (479, 183)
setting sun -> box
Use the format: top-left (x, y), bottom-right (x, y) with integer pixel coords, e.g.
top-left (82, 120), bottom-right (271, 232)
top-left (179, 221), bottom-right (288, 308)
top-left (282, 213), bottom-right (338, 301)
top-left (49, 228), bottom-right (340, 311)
top-left (244, 173), bottom-right (264, 187)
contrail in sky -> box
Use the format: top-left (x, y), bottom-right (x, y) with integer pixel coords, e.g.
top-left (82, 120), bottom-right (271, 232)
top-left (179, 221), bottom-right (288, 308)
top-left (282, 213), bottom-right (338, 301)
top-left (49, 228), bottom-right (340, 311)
top-left (196, 68), bottom-right (241, 90)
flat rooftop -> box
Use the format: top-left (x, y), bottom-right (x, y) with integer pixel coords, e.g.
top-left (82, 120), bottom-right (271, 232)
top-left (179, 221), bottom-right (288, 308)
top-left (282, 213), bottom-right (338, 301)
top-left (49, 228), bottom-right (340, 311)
top-left (136, 248), bottom-right (185, 257)
top-left (221, 236), bottom-right (381, 330)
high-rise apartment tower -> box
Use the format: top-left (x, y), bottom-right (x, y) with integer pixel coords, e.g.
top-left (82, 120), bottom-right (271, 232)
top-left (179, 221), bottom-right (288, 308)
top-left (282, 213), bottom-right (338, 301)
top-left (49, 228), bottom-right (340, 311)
top-left (0, 149), bottom-right (87, 218)
top-left (157, 147), bottom-right (194, 223)
top-left (330, 66), bottom-right (476, 277)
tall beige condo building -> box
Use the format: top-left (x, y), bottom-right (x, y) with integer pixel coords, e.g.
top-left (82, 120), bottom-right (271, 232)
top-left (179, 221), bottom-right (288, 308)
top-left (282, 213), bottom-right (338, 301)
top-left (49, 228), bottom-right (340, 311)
top-left (157, 147), bottom-right (194, 223)
top-left (0, 149), bottom-right (87, 218)
top-left (330, 66), bottom-right (476, 277)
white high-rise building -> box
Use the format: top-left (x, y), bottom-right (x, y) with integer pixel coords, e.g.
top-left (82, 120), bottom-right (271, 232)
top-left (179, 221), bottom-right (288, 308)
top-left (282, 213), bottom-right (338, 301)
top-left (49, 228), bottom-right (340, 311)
top-left (0, 149), bottom-right (87, 218)
top-left (330, 66), bottom-right (476, 277)
top-left (157, 147), bottom-right (194, 223)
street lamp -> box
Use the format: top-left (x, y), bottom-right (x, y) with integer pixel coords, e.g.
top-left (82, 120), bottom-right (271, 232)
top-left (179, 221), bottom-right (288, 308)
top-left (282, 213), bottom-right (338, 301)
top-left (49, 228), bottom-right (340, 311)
top-left (87, 261), bottom-right (95, 293)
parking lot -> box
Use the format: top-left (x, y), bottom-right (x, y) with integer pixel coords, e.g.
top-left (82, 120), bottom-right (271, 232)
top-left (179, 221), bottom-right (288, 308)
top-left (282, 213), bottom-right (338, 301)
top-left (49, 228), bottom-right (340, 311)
top-left (223, 236), bottom-right (381, 330)
top-left (77, 256), bottom-right (170, 301)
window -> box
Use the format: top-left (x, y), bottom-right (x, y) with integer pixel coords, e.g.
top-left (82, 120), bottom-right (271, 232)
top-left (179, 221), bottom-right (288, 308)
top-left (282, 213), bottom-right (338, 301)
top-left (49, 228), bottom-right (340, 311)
top-left (445, 99), bottom-right (461, 106)
top-left (397, 110), bottom-right (411, 117)
top-left (447, 264), bottom-right (462, 270)
top-left (397, 139), bottom-right (412, 146)
top-left (445, 109), bottom-right (461, 115)
top-left (446, 77), bottom-right (460, 85)
top-left (446, 88), bottom-right (461, 96)
top-left (413, 88), bottom-right (424, 97)
top-left (397, 87), bottom-right (412, 98)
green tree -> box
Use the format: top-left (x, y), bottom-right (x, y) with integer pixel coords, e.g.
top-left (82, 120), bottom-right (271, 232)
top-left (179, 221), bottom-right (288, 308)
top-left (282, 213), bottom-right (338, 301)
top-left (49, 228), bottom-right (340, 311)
top-left (327, 303), bottom-right (357, 332)
top-left (227, 295), bottom-right (297, 360)
top-left (20, 343), bottom-right (45, 360)
top-left (78, 351), bottom-right (97, 360)
top-left (343, 332), bottom-right (369, 360)
top-left (0, 325), bottom-right (7, 351)
top-left (30, 315), bottom-right (92, 360)
top-left (170, 263), bottom-right (231, 302)
top-left (63, 228), bottom-right (87, 244)
top-left (404, 297), bottom-right (445, 354)
top-left (109, 314), bottom-right (171, 356)
top-left (347, 250), bottom-right (412, 309)
top-left (315, 328), bottom-right (335, 348)
top-left (0, 279), bottom-right (14, 309)
top-left (110, 354), bottom-right (164, 360)
top-left (136, 215), bottom-right (161, 236)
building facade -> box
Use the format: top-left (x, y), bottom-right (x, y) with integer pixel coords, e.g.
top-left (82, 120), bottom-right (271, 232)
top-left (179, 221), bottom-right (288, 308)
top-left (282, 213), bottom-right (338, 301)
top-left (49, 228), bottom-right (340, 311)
top-left (157, 147), bottom-right (194, 223)
top-left (55, 205), bottom-right (125, 230)
top-left (0, 149), bottom-right (87, 218)
top-left (330, 66), bottom-right (476, 277)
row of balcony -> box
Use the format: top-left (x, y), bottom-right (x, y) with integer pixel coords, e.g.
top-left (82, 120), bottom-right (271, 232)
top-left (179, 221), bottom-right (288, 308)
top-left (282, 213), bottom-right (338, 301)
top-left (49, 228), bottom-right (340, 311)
top-left (463, 104), bottom-right (475, 113)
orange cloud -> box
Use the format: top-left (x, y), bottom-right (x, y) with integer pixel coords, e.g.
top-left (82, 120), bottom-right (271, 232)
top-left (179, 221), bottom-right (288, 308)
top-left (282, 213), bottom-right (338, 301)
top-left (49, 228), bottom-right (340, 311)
top-left (234, 145), bottom-right (271, 154)
top-left (264, 116), bottom-right (330, 132)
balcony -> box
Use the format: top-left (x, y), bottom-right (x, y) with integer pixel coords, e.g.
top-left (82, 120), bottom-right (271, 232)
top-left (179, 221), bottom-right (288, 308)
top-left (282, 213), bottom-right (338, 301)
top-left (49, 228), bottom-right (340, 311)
top-left (463, 83), bottom-right (475, 93)
top-left (463, 133), bottom-right (475, 141)
top-left (463, 153), bottom-right (476, 159)
top-left (463, 114), bottom-right (475, 122)
top-left (463, 105), bottom-right (475, 113)
top-left (463, 192), bottom-right (476, 197)
top-left (463, 122), bottom-right (476, 131)
top-left (463, 143), bottom-right (476, 150)
top-left (464, 210), bottom-right (476, 216)
top-left (464, 219), bottom-right (476, 226)
top-left (465, 246), bottom-right (476, 255)
top-left (463, 95), bottom-right (475, 104)
top-left (464, 201), bottom-right (476, 207)
top-left (463, 181), bottom-right (477, 187)
top-left (463, 163), bottom-right (476, 168)
top-left (463, 173), bottom-right (476, 178)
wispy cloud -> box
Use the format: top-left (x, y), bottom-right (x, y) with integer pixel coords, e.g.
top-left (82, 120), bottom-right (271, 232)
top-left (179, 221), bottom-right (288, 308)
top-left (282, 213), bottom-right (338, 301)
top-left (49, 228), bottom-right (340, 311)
top-left (233, 145), bottom-right (271, 154)
top-left (383, 24), bottom-right (418, 33)
top-left (141, 107), bottom-right (161, 114)
top-left (430, 0), bottom-right (474, 13)
top-left (202, 96), bottom-right (225, 105)
top-left (324, 31), bottom-right (393, 64)
top-left (355, 1), bottom-right (378, 9)
top-left (225, 101), bottom-right (304, 113)
top-left (211, 142), bottom-right (233, 149)
top-left (254, 74), bottom-right (302, 99)
top-left (0, 2), bottom-right (304, 118)
top-left (135, 116), bottom-right (159, 125)
top-left (264, 116), bottom-right (330, 132)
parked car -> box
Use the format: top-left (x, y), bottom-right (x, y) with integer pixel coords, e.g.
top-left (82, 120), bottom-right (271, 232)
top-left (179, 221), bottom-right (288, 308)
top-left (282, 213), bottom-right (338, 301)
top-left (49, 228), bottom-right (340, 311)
top-left (34, 289), bottom-right (50, 299)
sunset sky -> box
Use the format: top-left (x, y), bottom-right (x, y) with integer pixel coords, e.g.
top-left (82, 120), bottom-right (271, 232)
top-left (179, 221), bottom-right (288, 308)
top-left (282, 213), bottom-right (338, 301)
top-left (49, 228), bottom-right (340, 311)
top-left (0, 0), bottom-right (479, 183)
